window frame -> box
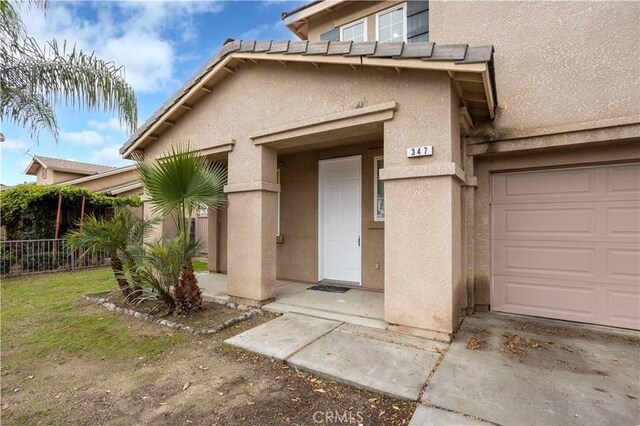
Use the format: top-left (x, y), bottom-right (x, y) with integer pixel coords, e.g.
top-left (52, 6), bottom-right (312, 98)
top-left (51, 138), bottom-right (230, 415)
top-left (375, 3), bottom-right (407, 43)
top-left (373, 156), bottom-right (384, 222)
top-left (340, 18), bottom-right (368, 42)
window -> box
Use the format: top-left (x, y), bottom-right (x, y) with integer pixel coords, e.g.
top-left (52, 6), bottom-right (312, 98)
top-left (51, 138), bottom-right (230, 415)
top-left (340, 19), bottom-right (366, 42)
top-left (276, 169), bottom-right (281, 236)
top-left (377, 5), bottom-right (406, 43)
top-left (374, 157), bottom-right (384, 221)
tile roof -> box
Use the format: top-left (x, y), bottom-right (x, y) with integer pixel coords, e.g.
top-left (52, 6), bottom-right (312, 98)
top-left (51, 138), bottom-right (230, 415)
top-left (27, 156), bottom-right (116, 175)
top-left (120, 40), bottom-right (495, 155)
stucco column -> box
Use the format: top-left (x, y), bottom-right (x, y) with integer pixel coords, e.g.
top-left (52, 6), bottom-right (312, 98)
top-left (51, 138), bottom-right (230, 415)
top-left (142, 196), bottom-right (163, 242)
top-left (381, 81), bottom-right (464, 342)
top-left (207, 208), bottom-right (218, 272)
top-left (225, 143), bottom-right (278, 306)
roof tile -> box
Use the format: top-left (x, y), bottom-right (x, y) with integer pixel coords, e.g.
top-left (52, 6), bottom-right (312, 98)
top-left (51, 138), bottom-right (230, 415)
top-left (326, 41), bottom-right (352, 55)
top-left (345, 41), bottom-right (377, 57)
top-left (423, 44), bottom-right (468, 61)
top-left (369, 42), bottom-right (404, 58)
top-left (268, 40), bottom-right (290, 53)
top-left (394, 42), bottom-right (434, 59)
top-left (253, 41), bottom-right (273, 52)
top-left (303, 41), bottom-right (329, 55)
top-left (456, 45), bottom-right (494, 64)
top-left (286, 40), bottom-right (308, 54)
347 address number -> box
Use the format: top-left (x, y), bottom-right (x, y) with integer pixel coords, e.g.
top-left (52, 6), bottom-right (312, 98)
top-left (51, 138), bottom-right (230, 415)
top-left (407, 146), bottom-right (433, 158)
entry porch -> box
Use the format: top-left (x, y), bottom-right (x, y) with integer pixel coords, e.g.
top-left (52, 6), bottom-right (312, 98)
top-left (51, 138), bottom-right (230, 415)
top-left (197, 272), bottom-right (386, 329)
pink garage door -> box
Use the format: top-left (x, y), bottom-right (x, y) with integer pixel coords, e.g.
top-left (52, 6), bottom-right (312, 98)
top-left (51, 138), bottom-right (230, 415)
top-left (491, 163), bottom-right (640, 330)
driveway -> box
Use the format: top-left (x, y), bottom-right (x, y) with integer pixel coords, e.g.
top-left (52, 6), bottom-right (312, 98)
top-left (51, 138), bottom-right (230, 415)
top-left (420, 312), bottom-right (640, 425)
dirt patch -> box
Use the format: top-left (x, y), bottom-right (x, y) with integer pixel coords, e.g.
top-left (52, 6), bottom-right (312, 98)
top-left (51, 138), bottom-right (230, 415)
top-left (2, 301), bottom-right (415, 425)
top-left (90, 290), bottom-right (243, 331)
top-left (466, 328), bottom-right (488, 350)
top-left (503, 333), bottom-right (554, 356)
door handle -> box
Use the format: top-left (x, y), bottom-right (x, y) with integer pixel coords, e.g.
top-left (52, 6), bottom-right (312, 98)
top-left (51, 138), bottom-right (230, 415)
top-left (358, 236), bottom-right (360, 246)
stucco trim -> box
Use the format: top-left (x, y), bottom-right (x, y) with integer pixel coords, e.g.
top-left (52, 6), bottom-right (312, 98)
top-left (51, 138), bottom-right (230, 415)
top-left (54, 165), bottom-right (137, 186)
top-left (468, 121), bottom-right (640, 156)
top-left (251, 101), bottom-right (398, 146)
top-left (380, 162), bottom-right (466, 182)
top-left (224, 182), bottom-right (281, 194)
top-left (198, 143), bottom-right (235, 157)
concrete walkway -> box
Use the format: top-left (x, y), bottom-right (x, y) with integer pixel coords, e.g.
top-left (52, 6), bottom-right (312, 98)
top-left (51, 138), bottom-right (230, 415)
top-left (420, 313), bottom-right (640, 426)
top-left (226, 310), bottom-right (640, 425)
top-left (225, 313), bottom-right (446, 400)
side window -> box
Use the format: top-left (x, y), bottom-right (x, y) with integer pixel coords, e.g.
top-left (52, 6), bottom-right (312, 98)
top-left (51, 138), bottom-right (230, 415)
top-left (374, 157), bottom-right (384, 221)
top-left (377, 5), bottom-right (406, 43)
top-left (340, 19), bottom-right (366, 42)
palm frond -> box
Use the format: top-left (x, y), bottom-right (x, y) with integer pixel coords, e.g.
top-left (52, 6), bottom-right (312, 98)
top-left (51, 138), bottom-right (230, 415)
top-left (0, 83), bottom-right (58, 140)
top-left (135, 145), bottom-right (228, 220)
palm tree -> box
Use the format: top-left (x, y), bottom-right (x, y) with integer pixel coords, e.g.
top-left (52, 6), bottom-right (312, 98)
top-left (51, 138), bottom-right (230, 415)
top-left (135, 145), bottom-right (227, 314)
top-left (66, 208), bottom-right (153, 299)
top-left (0, 1), bottom-right (137, 141)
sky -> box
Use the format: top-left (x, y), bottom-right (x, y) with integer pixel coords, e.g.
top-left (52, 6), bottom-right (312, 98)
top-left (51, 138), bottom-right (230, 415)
top-left (0, 0), bottom-right (306, 185)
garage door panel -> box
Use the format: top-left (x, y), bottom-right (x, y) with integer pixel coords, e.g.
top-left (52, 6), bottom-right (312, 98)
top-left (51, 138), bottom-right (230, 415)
top-left (606, 204), bottom-right (640, 239)
top-left (606, 164), bottom-right (640, 198)
top-left (606, 247), bottom-right (640, 280)
top-left (493, 168), bottom-right (595, 204)
top-left (492, 163), bottom-right (640, 330)
top-left (492, 276), bottom-right (596, 319)
top-left (494, 241), bottom-right (596, 278)
top-left (607, 290), bottom-right (640, 329)
top-left (494, 205), bottom-right (596, 239)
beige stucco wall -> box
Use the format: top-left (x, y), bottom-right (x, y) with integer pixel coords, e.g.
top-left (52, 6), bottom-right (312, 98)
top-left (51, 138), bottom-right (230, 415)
top-left (36, 168), bottom-right (86, 185)
top-left (430, 0), bottom-right (640, 135)
top-left (306, 1), bottom-right (403, 42)
top-left (71, 168), bottom-right (139, 193)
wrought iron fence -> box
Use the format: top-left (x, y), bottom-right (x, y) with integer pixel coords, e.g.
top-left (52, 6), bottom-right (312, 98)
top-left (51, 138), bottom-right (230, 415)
top-left (0, 239), bottom-right (109, 277)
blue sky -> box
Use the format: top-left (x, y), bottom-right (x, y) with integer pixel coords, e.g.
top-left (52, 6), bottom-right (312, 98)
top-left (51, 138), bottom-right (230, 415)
top-left (0, 0), bottom-right (305, 185)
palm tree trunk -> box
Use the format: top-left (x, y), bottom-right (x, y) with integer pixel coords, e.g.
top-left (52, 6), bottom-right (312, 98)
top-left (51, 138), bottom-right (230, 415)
top-left (175, 260), bottom-right (202, 314)
top-left (110, 256), bottom-right (132, 298)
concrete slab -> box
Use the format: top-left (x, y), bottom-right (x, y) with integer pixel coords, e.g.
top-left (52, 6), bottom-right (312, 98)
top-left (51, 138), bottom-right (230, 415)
top-left (288, 327), bottom-right (441, 400)
top-left (337, 323), bottom-right (448, 352)
top-left (224, 313), bottom-right (341, 361)
top-left (424, 313), bottom-right (640, 426)
top-left (263, 302), bottom-right (388, 329)
top-left (270, 286), bottom-right (384, 319)
top-left (409, 405), bottom-right (486, 426)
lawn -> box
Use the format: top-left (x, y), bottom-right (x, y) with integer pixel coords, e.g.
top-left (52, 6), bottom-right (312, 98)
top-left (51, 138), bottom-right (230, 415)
top-left (1, 268), bottom-right (414, 425)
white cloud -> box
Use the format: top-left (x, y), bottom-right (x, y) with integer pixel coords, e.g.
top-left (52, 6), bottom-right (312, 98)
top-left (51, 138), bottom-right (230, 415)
top-left (91, 145), bottom-right (129, 166)
top-left (60, 130), bottom-right (104, 147)
top-left (21, 1), bottom-right (225, 94)
top-left (87, 118), bottom-right (128, 134)
top-left (1, 139), bottom-right (29, 152)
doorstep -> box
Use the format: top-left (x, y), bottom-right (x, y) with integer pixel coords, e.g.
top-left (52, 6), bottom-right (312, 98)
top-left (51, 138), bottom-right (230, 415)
top-left (224, 313), bottom-right (447, 401)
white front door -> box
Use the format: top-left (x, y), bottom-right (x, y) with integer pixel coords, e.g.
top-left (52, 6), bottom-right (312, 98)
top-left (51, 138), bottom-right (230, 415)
top-left (319, 156), bottom-right (362, 284)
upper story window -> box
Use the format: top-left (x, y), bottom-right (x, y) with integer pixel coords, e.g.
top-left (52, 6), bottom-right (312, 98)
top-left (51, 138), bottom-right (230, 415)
top-left (376, 5), bottom-right (406, 43)
top-left (340, 19), bottom-right (366, 42)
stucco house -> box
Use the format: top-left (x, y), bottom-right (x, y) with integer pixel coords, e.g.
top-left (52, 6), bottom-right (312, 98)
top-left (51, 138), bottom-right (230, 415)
top-left (26, 156), bottom-right (117, 185)
top-left (120, 1), bottom-right (639, 340)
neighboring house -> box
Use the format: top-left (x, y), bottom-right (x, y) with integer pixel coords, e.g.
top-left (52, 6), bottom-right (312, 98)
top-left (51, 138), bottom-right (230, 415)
top-left (25, 155), bottom-right (116, 185)
top-left (24, 156), bottom-right (210, 253)
top-left (119, 1), bottom-right (640, 339)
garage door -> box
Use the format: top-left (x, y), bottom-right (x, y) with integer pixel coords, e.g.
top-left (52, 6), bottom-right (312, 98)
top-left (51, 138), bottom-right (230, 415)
top-left (491, 163), bottom-right (640, 330)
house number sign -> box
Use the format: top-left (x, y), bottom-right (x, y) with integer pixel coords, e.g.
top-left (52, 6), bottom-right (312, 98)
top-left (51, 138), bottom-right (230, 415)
top-left (407, 146), bottom-right (433, 158)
